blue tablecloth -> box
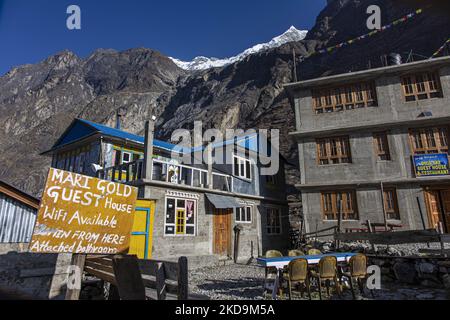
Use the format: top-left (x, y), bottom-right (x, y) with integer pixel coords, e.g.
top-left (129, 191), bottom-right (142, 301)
top-left (257, 252), bottom-right (357, 268)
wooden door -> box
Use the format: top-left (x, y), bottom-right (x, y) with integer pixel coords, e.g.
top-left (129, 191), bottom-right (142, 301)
top-left (213, 209), bottom-right (232, 256)
top-left (425, 191), bottom-right (443, 230)
top-left (129, 200), bottom-right (155, 260)
top-left (441, 190), bottom-right (450, 233)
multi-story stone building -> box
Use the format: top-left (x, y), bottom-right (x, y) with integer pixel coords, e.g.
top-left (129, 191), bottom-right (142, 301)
top-left (285, 56), bottom-right (450, 235)
top-left (42, 118), bottom-right (289, 264)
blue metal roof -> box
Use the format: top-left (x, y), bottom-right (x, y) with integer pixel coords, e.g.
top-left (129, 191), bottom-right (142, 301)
top-left (47, 118), bottom-right (283, 160)
top-left (78, 119), bottom-right (177, 151)
top-left (49, 118), bottom-right (176, 152)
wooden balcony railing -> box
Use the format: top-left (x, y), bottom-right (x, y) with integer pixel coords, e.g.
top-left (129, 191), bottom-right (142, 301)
top-left (98, 158), bottom-right (234, 193)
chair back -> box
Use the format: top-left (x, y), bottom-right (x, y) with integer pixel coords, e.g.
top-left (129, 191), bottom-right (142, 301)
top-left (349, 254), bottom-right (367, 278)
top-left (288, 250), bottom-right (305, 257)
top-left (288, 258), bottom-right (308, 282)
top-left (265, 250), bottom-right (283, 258)
top-left (318, 256), bottom-right (337, 279)
top-left (307, 248), bottom-right (322, 255)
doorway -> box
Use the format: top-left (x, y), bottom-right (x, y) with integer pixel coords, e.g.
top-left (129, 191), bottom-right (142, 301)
top-left (425, 188), bottom-right (450, 233)
top-left (213, 208), bottom-right (232, 256)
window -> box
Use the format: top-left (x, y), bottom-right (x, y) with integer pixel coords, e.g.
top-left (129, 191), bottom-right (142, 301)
top-left (409, 127), bottom-right (449, 154)
top-left (401, 72), bottom-right (442, 102)
top-left (165, 198), bottom-right (196, 236)
top-left (236, 206), bottom-right (252, 223)
top-left (383, 189), bottom-right (400, 220)
top-left (267, 208), bottom-right (281, 234)
top-left (313, 82), bottom-right (377, 114)
top-left (233, 155), bottom-right (251, 180)
top-left (316, 136), bottom-right (352, 165)
top-left (122, 152), bottom-right (131, 164)
top-left (373, 132), bottom-right (391, 161)
top-left (321, 191), bottom-right (359, 221)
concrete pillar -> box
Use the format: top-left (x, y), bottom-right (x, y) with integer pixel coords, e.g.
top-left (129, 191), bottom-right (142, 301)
top-left (207, 144), bottom-right (213, 190)
top-left (143, 120), bottom-right (155, 181)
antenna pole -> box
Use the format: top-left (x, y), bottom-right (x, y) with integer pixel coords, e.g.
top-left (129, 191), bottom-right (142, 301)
top-left (292, 48), bottom-right (298, 83)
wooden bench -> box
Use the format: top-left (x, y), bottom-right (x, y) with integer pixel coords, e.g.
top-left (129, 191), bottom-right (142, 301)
top-left (84, 255), bottom-right (190, 300)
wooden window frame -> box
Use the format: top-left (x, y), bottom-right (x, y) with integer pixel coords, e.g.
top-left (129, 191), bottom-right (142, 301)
top-left (233, 154), bottom-right (252, 180)
top-left (316, 136), bottom-right (352, 165)
top-left (401, 72), bottom-right (442, 102)
top-left (266, 207), bottom-right (282, 235)
top-left (164, 197), bottom-right (197, 237)
top-left (236, 206), bottom-right (252, 224)
top-left (409, 127), bottom-right (449, 155)
top-left (313, 82), bottom-right (377, 114)
top-left (321, 191), bottom-right (359, 221)
top-left (121, 151), bottom-right (132, 164)
top-left (373, 132), bottom-right (391, 161)
top-left (383, 188), bottom-right (400, 221)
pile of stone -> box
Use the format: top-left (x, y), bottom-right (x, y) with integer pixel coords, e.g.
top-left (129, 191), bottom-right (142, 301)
top-left (370, 257), bottom-right (450, 289)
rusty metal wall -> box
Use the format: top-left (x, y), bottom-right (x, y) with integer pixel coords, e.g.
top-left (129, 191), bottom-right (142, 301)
top-left (0, 193), bottom-right (37, 243)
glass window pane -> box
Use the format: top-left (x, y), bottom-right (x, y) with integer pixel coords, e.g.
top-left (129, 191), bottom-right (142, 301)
top-left (186, 200), bottom-right (195, 224)
top-left (166, 198), bottom-right (175, 224)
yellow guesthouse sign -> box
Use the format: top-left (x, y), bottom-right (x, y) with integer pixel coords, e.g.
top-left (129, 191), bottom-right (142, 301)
top-left (30, 168), bottom-right (138, 254)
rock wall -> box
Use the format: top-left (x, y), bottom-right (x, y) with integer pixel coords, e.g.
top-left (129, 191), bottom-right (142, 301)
top-left (0, 243), bottom-right (72, 300)
top-left (369, 256), bottom-right (450, 290)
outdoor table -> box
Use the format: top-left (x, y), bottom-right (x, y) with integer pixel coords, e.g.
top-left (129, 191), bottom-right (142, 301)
top-left (256, 252), bottom-right (357, 300)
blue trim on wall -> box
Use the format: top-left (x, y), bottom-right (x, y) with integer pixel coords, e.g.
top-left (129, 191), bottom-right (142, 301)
top-left (131, 207), bottom-right (152, 260)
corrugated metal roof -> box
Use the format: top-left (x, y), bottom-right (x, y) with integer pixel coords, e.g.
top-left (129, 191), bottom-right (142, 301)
top-left (45, 118), bottom-right (177, 153)
top-left (205, 193), bottom-right (244, 209)
top-left (0, 193), bottom-right (37, 243)
top-left (78, 119), bottom-right (177, 151)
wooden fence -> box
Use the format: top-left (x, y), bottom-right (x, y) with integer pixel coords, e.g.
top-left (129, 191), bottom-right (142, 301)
top-left (83, 255), bottom-right (190, 300)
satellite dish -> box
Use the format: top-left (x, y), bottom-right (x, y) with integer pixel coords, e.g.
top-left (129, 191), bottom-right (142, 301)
top-left (91, 163), bottom-right (103, 173)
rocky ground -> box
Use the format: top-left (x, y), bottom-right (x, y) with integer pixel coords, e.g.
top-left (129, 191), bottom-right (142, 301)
top-left (189, 262), bottom-right (450, 300)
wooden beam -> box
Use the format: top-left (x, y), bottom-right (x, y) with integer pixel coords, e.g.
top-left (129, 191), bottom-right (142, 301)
top-left (112, 255), bottom-right (146, 300)
top-left (177, 257), bottom-right (189, 300)
top-left (156, 263), bottom-right (167, 300)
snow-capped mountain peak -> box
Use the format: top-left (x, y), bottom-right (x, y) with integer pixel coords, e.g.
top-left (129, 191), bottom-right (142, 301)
top-left (170, 26), bottom-right (307, 71)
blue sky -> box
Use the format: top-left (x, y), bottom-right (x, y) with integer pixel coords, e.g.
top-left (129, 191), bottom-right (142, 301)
top-left (0, 0), bottom-right (326, 75)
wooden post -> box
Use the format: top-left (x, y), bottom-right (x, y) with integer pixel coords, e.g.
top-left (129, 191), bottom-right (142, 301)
top-left (65, 254), bottom-right (86, 300)
top-left (156, 263), bottom-right (167, 300)
top-left (380, 182), bottom-right (388, 231)
top-left (143, 120), bottom-right (155, 180)
top-left (112, 255), bottom-right (146, 300)
top-left (177, 257), bottom-right (188, 300)
top-left (336, 194), bottom-right (343, 250)
top-left (366, 220), bottom-right (376, 251)
top-left (366, 220), bottom-right (373, 233)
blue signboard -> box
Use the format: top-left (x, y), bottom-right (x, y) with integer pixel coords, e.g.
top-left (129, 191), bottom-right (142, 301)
top-left (413, 154), bottom-right (450, 177)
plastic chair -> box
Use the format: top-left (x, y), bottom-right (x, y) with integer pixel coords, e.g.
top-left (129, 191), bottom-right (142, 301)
top-left (307, 248), bottom-right (322, 255)
top-left (341, 254), bottom-right (370, 299)
top-left (309, 256), bottom-right (340, 300)
top-left (288, 250), bottom-right (305, 257)
top-left (265, 250), bottom-right (283, 258)
top-left (286, 258), bottom-right (311, 300)
top-left (263, 250), bottom-right (284, 297)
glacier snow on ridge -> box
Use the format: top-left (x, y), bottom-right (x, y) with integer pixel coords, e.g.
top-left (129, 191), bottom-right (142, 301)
top-left (170, 26), bottom-right (308, 71)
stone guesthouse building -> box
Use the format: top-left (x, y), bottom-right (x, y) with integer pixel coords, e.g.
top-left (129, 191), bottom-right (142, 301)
top-left (285, 56), bottom-right (450, 235)
top-left (42, 118), bottom-right (289, 265)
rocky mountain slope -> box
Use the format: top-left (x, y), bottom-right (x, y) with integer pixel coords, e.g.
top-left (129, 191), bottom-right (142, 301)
top-left (0, 0), bottom-right (449, 197)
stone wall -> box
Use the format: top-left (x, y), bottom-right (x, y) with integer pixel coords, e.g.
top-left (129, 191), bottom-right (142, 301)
top-left (369, 255), bottom-right (450, 289)
top-left (0, 243), bottom-right (72, 300)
